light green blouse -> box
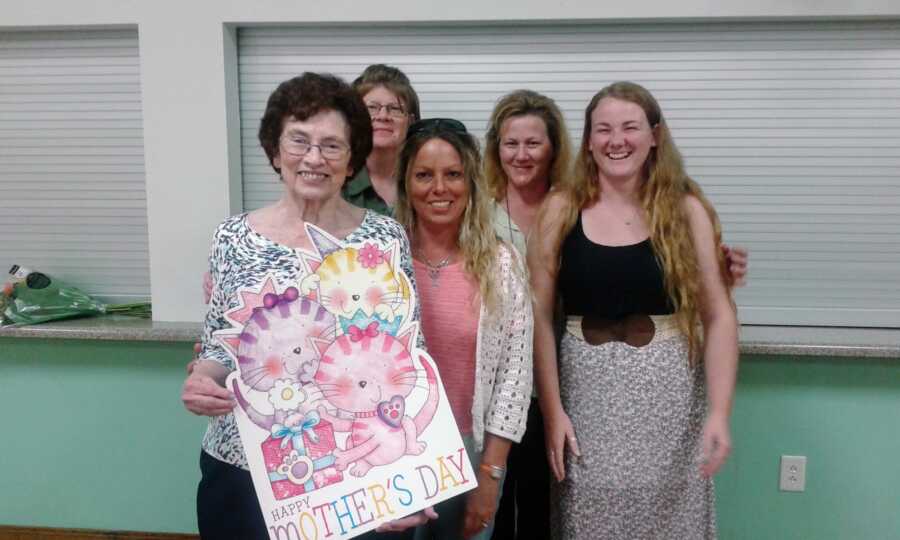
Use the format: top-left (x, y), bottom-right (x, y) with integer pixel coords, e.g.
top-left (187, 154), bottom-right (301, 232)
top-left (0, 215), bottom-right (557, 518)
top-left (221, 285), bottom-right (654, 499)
top-left (492, 201), bottom-right (527, 258)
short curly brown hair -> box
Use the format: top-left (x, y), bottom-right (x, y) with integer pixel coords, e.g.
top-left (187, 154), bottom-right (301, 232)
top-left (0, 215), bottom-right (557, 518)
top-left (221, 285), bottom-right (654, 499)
top-left (258, 72), bottom-right (373, 176)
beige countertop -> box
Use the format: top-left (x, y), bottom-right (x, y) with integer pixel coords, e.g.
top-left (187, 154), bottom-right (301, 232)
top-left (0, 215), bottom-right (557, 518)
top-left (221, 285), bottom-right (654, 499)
top-left (0, 316), bottom-right (201, 343)
top-left (1, 318), bottom-right (898, 358)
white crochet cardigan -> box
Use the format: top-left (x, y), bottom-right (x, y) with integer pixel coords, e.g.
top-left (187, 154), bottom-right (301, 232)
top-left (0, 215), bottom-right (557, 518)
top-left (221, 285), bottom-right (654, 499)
top-left (470, 243), bottom-right (534, 452)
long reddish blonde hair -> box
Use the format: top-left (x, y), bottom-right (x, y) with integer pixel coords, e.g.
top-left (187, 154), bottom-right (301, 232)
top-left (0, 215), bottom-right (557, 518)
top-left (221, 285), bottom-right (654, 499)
top-left (547, 81), bottom-right (732, 362)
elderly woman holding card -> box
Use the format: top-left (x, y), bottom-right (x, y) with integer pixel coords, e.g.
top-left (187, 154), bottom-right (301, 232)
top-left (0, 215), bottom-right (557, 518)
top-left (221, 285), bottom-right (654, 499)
top-left (392, 118), bottom-right (533, 540)
top-left (180, 72), bottom-right (427, 539)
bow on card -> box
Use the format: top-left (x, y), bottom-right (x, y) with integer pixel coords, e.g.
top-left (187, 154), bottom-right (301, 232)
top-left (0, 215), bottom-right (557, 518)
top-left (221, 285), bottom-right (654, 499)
top-left (271, 410), bottom-right (321, 449)
top-left (348, 322), bottom-right (379, 342)
top-left (256, 287), bottom-right (300, 312)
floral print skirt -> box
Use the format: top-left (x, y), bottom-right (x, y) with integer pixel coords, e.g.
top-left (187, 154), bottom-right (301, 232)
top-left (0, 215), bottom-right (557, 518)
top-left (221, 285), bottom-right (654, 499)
top-left (552, 331), bottom-right (716, 540)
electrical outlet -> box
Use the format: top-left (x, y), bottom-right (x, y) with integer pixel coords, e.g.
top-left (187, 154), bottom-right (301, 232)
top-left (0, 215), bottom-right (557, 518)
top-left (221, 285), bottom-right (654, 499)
top-left (779, 455), bottom-right (807, 492)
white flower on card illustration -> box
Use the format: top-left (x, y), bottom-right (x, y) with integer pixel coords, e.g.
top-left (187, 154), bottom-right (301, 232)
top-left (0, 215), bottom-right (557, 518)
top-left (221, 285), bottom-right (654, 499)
top-left (268, 379), bottom-right (306, 411)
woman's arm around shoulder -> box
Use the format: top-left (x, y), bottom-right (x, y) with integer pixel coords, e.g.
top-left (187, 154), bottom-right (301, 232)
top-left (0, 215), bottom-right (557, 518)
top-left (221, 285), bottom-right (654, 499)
top-left (683, 195), bottom-right (739, 477)
top-left (527, 191), bottom-right (581, 481)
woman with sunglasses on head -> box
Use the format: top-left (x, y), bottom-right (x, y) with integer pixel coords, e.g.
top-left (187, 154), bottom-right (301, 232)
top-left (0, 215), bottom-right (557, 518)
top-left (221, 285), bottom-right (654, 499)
top-left (529, 82), bottom-right (739, 539)
top-left (181, 72), bottom-right (430, 539)
top-left (393, 118), bottom-right (533, 540)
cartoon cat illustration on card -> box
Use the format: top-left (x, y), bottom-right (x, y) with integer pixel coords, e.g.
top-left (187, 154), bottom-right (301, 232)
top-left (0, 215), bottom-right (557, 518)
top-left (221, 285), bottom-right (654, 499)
top-left (216, 224), bottom-right (453, 507)
top-left (298, 225), bottom-right (413, 337)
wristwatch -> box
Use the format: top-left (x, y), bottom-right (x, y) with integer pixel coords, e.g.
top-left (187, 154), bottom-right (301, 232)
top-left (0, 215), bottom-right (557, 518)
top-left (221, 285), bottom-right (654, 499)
top-left (479, 463), bottom-right (505, 481)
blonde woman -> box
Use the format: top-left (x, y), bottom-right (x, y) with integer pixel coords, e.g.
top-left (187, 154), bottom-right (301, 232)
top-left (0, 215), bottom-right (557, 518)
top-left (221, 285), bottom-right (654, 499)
top-left (394, 118), bottom-right (533, 540)
top-left (481, 89), bottom-right (571, 539)
top-left (529, 82), bottom-right (739, 539)
top-left (484, 90), bottom-right (573, 256)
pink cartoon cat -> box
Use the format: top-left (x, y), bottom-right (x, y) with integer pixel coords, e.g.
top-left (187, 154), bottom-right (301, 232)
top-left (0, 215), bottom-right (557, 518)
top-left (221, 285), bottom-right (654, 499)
top-left (315, 325), bottom-right (439, 477)
top-left (228, 288), bottom-right (336, 431)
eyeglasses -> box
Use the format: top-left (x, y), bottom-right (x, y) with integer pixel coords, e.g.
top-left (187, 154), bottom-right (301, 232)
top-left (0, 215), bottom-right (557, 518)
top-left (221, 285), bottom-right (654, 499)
top-left (406, 118), bottom-right (468, 140)
top-left (365, 102), bottom-right (407, 119)
top-left (279, 134), bottom-right (349, 160)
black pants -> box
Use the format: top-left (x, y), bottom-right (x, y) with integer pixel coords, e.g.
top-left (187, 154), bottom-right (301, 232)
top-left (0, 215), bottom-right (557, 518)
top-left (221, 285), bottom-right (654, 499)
top-left (197, 451), bottom-right (414, 539)
top-left (197, 451), bottom-right (268, 539)
top-left (491, 401), bottom-right (551, 540)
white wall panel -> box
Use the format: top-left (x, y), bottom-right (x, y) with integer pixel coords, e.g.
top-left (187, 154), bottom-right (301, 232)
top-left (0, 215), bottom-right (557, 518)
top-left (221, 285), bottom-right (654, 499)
top-left (239, 20), bottom-right (900, 327)
top-left (0, 28), bottom-right (149, 302)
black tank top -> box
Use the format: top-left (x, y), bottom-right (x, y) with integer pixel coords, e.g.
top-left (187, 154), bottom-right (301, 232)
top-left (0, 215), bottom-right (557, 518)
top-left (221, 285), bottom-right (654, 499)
top-left (559, 213), bottom-right (674, 319)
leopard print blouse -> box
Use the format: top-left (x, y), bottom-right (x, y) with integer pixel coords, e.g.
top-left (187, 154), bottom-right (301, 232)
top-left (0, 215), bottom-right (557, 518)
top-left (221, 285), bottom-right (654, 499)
top-left (198, 210), bottom-right (421, 469)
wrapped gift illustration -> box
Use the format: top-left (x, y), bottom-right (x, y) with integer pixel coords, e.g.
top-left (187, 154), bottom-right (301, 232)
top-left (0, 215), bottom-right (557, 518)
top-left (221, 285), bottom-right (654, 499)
top-left (262, 411), bottom-right (343, 500)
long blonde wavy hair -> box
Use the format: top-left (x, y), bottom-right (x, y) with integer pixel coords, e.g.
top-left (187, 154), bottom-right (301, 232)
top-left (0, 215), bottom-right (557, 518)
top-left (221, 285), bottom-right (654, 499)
top-left (550, 81), bottom-right (732, 362)
top-left (484, 89), bottom-right (573, 201)
top-left (394, 124), bottom-right (504, 315)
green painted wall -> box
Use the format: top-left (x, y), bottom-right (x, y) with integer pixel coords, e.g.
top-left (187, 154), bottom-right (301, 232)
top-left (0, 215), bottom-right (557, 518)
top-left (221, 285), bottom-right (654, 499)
top-left (1, 337), bottom-right (205, 534)
top-left (716, 355), bottom-right (900, 540)
top-left (1, 338), bottom-right (898, 538)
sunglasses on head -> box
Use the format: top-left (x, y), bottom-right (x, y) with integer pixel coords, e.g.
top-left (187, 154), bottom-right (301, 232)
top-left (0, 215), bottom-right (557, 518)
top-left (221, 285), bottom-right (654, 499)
top-left (406, 118), bottom-right (467, 140)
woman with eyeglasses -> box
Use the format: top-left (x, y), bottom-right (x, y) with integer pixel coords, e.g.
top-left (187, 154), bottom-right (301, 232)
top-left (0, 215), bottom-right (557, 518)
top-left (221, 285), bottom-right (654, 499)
top-left (181, 72), bottom-right (429, 539)
top-left (343, 64), bottom-right (421, 215)
top-left (198, 64), bottom-right (419, 304)
top-left (392, 118), bottom-right (533, 540)
top-left (529, 81), bottom-right (739, 539)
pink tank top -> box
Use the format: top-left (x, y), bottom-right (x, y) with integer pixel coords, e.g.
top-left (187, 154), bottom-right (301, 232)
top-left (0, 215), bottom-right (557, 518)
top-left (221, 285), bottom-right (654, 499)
top-left (413, 259), bottom-right (479, 435)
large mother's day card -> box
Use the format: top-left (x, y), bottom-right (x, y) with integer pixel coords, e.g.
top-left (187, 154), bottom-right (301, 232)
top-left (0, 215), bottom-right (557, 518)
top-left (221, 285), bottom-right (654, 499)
top-left (218, 224), bottom-right (475, 540)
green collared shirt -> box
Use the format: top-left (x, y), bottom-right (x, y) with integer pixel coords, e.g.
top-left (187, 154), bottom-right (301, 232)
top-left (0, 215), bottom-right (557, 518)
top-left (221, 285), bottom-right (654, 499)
top-left (341, 166), bottom-right (393, 217)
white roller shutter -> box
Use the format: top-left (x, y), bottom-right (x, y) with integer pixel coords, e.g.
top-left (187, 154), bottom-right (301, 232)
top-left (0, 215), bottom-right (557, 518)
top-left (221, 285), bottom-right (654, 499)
top-left (237, 20), bottom-right (900, 328)
top-left (0, 28), bottom-right (149, 303)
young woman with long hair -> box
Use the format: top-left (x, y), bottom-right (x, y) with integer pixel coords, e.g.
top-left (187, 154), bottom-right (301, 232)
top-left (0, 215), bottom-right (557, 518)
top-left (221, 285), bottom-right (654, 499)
top-left (529, 82), bottom-right (739, 539)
